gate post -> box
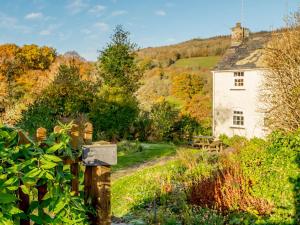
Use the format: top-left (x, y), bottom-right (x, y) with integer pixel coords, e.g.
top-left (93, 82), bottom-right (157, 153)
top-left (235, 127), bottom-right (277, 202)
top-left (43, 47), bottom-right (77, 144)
top-left (83, 122), bottom-right (113, 225)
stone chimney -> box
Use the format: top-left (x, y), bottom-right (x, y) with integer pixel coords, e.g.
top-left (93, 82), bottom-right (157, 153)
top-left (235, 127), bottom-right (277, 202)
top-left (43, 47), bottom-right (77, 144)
top-left (231, 22), bottom-right (250, 46)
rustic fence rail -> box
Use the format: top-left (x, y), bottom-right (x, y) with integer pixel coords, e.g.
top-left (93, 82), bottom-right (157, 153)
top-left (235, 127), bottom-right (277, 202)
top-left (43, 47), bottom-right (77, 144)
top-left (17, 122), bottom-right (114, 225)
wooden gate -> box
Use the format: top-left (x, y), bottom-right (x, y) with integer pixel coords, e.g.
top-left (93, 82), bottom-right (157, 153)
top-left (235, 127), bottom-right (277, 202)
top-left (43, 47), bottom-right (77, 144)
top-left (18, 122), bottom-right (115, 225)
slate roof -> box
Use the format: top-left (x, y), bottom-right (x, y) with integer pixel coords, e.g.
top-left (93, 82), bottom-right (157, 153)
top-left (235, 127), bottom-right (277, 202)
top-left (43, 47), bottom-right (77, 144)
top-left (214, 33), bottom-right (271, 71)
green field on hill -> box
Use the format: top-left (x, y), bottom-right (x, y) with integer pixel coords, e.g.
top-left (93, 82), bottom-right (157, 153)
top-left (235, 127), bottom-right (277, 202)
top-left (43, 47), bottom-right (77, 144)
top-left (174, 56), bottom-right (220, 69)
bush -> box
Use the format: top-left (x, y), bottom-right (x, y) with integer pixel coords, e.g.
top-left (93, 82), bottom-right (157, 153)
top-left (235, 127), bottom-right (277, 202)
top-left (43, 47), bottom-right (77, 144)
top-left (18, 64), bottom-right (97, 135)
top-left (117, 140), bottom-right (144, 154)
top-left (219, 132), bottom-right (299, 224)
top-left (89, 86), bottom-right (139, 141)
top-left (172, 115), bottom-right (209, 143)
top-left (149, 99), bottom-right (179, 141)
top-left (130, 111), bottom-right (152, 141)
top-left (0, 125), bottom-right (89, 224)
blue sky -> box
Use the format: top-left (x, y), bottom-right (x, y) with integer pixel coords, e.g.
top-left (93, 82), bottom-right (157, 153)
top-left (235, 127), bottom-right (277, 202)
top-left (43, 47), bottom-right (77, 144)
top-left (0, 0), bottom-right (299, 61)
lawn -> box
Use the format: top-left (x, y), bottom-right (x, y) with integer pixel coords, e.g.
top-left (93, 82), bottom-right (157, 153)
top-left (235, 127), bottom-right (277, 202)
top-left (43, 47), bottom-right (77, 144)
top-left (112, 159), bottom-right (179, 217)
top-left (174, 56), bottom-right (220, 69)
top-left (112, 142), bottom-right (177, 172)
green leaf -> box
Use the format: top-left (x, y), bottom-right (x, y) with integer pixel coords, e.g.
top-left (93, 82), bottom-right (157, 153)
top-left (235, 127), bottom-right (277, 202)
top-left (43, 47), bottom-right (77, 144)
top-left (46, 142), bottom-right (64, 154)
top-left (40, 160), bottom-right (57, 169)
top-left (53, 200), bottom-right (66, 214)
top-left (45, 172), bottom-right (54, 180)
top-left (30, 215), bottom-right (44, 225)
top-left (0, 193), bottom-right (17, 203)
top-left (20, 185), bottom-right (30, 195)
top-left (8, 206), bottom-right (23, 215)
top-left (42, 154), bottom-right (62, 163)
top-left (3, 177), bottom-right (18, 186)
top-left (7, 185), bottom-right (19, 191)
top-left (25, 168), bottom-right (41, 178)
top-left (0, 174), bottom-right (7, 180)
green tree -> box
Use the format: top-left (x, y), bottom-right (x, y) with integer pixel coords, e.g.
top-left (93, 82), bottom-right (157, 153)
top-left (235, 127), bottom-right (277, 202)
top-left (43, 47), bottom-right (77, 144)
top-left (89, 86), bottom-right (139, 141)
top-left (149, 99), bottom-right (179, 141)
top-left (19, 64), bottom-right (97, 134)
top-left (98, 25), bottom-right (142, 94)
top-left (92, 26), bottom-right (142, 140)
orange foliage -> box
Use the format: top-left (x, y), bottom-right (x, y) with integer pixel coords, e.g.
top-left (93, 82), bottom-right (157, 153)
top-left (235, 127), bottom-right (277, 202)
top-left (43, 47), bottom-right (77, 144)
top-left (171, 73), bottom-right (205, 101)
top-left (188, 161), bottom-right (273, 215)
top-left (183, 94), bottom-right (211, 128)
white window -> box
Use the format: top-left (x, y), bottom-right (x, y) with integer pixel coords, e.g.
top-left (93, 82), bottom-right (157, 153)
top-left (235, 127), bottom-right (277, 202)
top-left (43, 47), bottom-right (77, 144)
top-left (233, 110), bottom-right (244, 126)
top-left (234, 72), bottom-right (244, 87)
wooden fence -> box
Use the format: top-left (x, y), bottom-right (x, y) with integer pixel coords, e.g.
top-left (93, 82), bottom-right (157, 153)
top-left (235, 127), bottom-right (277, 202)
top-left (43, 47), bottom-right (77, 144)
top-left (18, 122), bottom-right (112, 225)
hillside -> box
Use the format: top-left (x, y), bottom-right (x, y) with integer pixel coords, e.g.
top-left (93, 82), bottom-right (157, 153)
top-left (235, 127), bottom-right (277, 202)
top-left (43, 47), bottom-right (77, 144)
top-left (137, 35), bottom-right (231, 67)
top-left (0, 31), bottom-right (271, 131)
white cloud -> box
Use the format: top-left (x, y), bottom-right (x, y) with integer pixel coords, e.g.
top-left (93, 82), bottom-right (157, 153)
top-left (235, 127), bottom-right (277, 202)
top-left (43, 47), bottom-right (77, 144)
top-left (0, 13), bottom-right (31, 33)
top-left (94, 22), bottom-right (109, 32)
top-left (111, 10), bottom-right (127, 16)
top-left (89, 5), bottom-right (106, 14)
top-left (155, 10), bottom-right (166, 16)
top-left (25, 12), bottom-right (43, 20)
top-left (66, 0), bottom-right (88, 14)
top-left (39, 24), bottom-right (61, 35)
top-left (0, 13), bottom-right (17, 27)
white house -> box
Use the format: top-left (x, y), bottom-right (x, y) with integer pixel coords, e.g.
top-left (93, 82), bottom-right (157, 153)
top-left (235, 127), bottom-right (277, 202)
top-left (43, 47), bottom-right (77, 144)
top-left (212, 23), bottom-right (270, 139)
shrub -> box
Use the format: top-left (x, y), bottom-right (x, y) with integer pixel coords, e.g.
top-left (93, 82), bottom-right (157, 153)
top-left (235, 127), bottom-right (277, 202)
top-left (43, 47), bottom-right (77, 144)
top-left (130, 111), bottom-right (152, 141)
top-left (188, 159), bottom-right (273, 215)
top-left (18, 64), bottom-right (97, 135)
top-left (218, 132), bottom-right (299, 224)
top-left (89, 86), bottom-right (139, 141)
top-left (149, 99), bottom-right (179, 141)
top-left (0, 124), bottom-right (89, 224)
top-left (117, 140), bottom-right (144, 154)
top-left (172, 115), bottom-right (209, 143)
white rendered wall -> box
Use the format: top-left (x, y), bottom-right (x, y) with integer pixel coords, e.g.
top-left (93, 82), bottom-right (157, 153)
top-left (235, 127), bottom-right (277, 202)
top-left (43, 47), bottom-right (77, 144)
top-left (212, 69), bottom-right (268, 139)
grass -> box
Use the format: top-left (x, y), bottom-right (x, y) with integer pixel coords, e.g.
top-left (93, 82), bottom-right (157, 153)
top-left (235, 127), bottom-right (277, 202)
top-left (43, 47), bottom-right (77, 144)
top-left (112, 142), bottom-right (177, 172)
top-left (111, 136), bottom-right (299, 224)
top-left (174, 56), bottom-right (220, 69)
top-left (112, 159), bottom-right (179, 217)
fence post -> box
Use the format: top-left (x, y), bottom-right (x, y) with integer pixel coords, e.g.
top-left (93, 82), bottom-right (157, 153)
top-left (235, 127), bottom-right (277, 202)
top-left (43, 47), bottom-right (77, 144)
top-left (70, 124), bottom-right (80, 196)
top-left (83, 122), bottom-right (93, 220)
top-left (93, 165), bottom-right (111, 225)
top-left (36, 128), bottom-right (48, 202)
top-left (83, 122), bottom-right (112, 225)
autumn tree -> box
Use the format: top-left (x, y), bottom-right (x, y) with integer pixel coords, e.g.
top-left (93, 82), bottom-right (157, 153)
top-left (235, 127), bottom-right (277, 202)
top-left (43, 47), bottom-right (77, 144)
top-left (0, 44), bottom-right (22, 105)
top-left (17, 44), bottom-right (56, 70)
top-left (171, 73), bottom-right (206, 101)
top-left (184, 94), bottom-right (211, 130)
top-left (262, 12), bottom-right (300, 132)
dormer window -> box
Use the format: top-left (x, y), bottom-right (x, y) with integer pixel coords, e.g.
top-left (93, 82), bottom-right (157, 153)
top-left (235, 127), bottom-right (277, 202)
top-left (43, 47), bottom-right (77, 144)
top-left (234, 72), bottom-right (244, 87)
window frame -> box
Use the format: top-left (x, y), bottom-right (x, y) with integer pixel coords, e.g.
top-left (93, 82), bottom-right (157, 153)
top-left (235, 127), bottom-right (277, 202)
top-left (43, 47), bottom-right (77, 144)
top-left (232, 110), bottom-right (245, 127)
top-left (232, 71), bottom-right (245, 89)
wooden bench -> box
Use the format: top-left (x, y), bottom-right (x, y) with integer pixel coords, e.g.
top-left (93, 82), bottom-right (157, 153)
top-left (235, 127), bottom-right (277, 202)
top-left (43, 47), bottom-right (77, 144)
top-left (192, 136), bottom-right (224, 152)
